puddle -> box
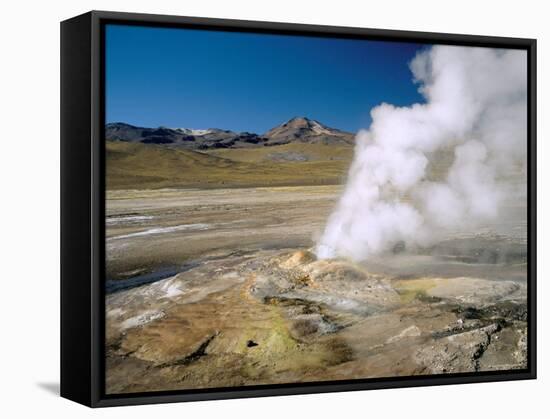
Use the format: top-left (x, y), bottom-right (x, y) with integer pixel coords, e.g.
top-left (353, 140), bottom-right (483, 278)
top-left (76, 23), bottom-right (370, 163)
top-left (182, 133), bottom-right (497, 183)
top-left (105, 262), bottom-right (199, 294)
top-left (108, 223), bottom-right (210, 241)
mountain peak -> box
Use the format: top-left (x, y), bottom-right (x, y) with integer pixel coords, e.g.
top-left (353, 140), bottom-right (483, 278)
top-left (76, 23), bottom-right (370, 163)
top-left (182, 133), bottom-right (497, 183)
top-left (264, 117), bottom-right (353, 146)
top-left (288, 116), bottom-right (311, 122)
top-left (283, 116), bottom-right (315, 128)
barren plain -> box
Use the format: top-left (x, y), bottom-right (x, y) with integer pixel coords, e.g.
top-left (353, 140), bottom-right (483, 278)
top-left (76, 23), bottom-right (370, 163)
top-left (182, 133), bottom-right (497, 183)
top-left (105, 182), bottom-right (527, 394)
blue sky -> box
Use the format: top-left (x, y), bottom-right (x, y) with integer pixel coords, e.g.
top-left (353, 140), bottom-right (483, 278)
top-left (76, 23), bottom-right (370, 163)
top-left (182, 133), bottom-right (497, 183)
top-left (105, 24), bottom-right (428, 133)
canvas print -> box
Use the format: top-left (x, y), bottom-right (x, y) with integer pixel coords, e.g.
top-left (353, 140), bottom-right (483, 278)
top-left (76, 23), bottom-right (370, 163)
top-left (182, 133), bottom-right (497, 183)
top-left (104, 24), bottom-right (528, 394)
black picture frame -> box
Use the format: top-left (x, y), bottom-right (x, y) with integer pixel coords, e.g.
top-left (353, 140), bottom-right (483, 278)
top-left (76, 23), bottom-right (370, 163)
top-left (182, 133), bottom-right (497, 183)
top-left (60, 10), bottom-right (537, 408)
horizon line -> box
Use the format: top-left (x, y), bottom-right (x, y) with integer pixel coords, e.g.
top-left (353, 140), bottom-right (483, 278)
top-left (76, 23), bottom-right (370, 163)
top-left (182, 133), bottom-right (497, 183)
top-left (105, 115), bottom-right (359, 134)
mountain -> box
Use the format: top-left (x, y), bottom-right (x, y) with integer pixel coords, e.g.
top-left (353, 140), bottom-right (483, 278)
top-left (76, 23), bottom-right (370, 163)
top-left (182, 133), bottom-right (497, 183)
top-left (105, 117), bottom-right (354, 150)
top-left (263, 117), bottom-right (354, 145)
top-left (105, 123), bottom-right (268, 150)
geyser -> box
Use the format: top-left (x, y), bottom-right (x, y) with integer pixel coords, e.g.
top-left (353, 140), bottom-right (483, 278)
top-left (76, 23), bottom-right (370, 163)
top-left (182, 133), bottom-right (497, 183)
top-left (316, 45), bottom-right (527, 261)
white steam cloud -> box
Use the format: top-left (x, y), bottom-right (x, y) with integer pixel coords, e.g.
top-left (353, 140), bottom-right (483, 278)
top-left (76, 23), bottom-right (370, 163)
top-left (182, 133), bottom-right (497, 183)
top-left (317, 45), bottom-right (527, 261)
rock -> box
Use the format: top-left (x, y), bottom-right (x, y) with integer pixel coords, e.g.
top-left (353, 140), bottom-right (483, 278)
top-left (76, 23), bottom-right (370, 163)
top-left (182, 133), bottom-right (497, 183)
top-left (120, 310), bottom-right (165, 330)
top-left (252, 255), bottom-right (400, 316)
top-left (477, 324), bottom-right (528, 371)
top-left (395, 276), bottom-right (525, 307)
top-left (426, 277), bottom-right (523, 306)
top-left (386, 325), bottom-right (422, 343)
top-left (415, 323), bottom-right (500, 374)
top-left (280, 250), bottom-right (316, 269)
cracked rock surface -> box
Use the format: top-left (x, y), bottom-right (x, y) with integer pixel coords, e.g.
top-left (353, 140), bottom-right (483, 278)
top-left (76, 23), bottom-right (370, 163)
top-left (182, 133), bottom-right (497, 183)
top-left (106, 249), bottom-right (527, 394)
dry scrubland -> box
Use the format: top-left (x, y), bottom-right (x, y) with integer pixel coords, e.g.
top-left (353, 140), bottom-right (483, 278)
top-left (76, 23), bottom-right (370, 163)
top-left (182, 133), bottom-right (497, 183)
top-left (106, 140), bottom-right (353, 189)
top-left (105, 140), bottom-right (528, 393)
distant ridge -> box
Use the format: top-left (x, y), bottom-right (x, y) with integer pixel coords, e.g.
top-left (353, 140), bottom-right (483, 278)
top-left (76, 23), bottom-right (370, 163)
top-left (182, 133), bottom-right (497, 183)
top-left (105, 117), bottom-right (354, 150)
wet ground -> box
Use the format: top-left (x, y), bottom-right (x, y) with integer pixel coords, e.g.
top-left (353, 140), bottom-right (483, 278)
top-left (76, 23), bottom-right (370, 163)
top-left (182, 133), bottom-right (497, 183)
top-left (105, 186), bottom-right (528, 394)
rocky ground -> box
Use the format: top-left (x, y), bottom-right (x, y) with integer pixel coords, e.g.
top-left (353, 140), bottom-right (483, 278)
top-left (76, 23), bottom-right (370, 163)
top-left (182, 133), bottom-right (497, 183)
top-left (106, 247), bottom-right (527, 394)
top-left (105, 186), bottom-right (528, 394)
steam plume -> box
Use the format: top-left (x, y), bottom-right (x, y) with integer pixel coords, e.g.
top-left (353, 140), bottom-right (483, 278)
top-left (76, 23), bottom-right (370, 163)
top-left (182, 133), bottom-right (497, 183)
top-left (316, 45), bottom-right (527, 261)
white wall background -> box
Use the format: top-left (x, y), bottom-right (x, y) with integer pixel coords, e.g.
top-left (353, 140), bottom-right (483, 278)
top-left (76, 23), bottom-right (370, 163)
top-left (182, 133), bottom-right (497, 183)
top-left (0, 0), bottom-right (546, 417)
